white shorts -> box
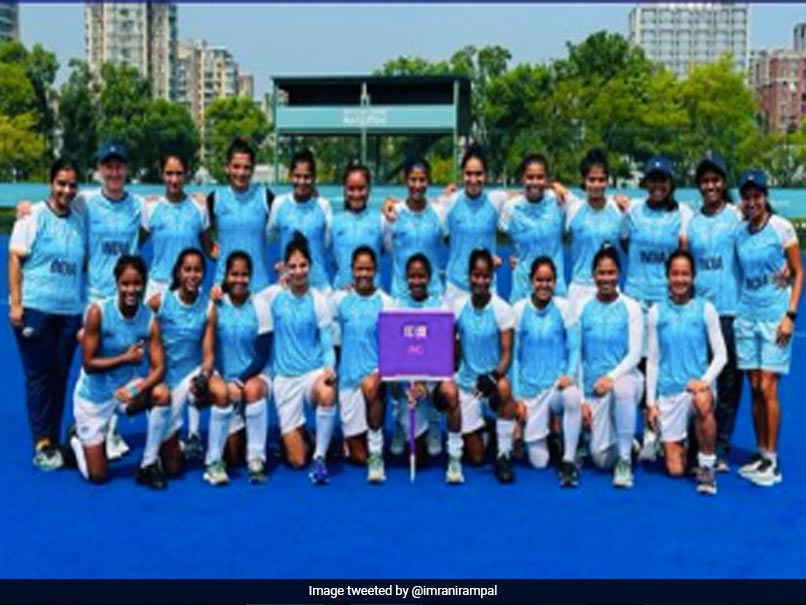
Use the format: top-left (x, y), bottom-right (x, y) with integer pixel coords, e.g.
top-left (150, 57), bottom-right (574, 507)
top-left (568, 282), bottom-right (597, 316)
top-left (459, 388), bottom-right (490, 435)
top-left (273, 369), bottom-right (325, 435)
top-left (145, 279), bottom-right (170, 301)
top-left (521, 387), bottom-right (581, 443)
top-left (228, 373), bottom-right (272, 435)
top-left (73, 393), bottom-right (118, 447)
top-left (338, 387), bottom-right (368, 438)
top-left (657, 389), bottom-right (713, 443)
top-left (586, 369), bottom-right (644, 454)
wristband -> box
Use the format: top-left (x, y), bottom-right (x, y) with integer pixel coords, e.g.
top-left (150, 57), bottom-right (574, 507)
top-left (126, 380), bottom-right (143, 399)
top-left (233, 378), bottom-right (245, 389)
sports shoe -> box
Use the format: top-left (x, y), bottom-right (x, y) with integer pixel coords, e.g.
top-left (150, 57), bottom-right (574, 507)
top-left (639, 428), bottom-right (661, 462)
top-left (106, 432), bottom-right (130, 461)
top-left (247, 459), bottom-right (268, 484)
top-left (715, 458), bottom-right (730, 473)
top-left (746, 458), bottom-right (782, 487)
top-left (32, 442), bottom-right (64, 471)
top-left (309, 456), bottom-right (330, 485)
top-left (695, 465), bottom-right (718, 495)
top-left (183, 433), bottom-right (204, 461)
top-left (558, 461), bottom-right (580, 488)
top-left (203, 460), bottom-right (229, 486)
top-left (136, 462), bottom-right (167, 490)
top-left (739, 453), bottom-right (765, 477)
top-left (445, 456), bottom-right (464, 484)
top-left (427, 425), bottom-right (443, 457)
top-left (612, 457), bottom-right (633, 488)
top-left (494, 454), bottom-right (515, 484)
top-left (366, 454), bottom-right (386, 483)
top-left (390, 421), bottom-right (406, 456)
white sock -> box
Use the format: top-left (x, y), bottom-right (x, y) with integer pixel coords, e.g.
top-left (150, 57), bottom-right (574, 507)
top-left (205, 405), bottom-right (233, 465)
top-left (71, 435), bottom-right (88, 480)
top-left (187, 404), bottom-right (201, 436)
top-left (496, 419), bottom-right (515, 457)
top-left (698, 452), bottom-right (716, 470)
top-left (314, 406), bottom-right (336, 459)
top-left (141, 405), bottom-right (171, 467)
top-left (245, 398), bottom-right (267, 463)
top-left (614, 395), bottom-right (637, 460)
top-left (447, 431), bottom-right (463, 459)
top-left (107, 412), bottom-right (119, 438)
top-left (766, 451), bottom-right (778, 466)
top-left (368, 429), bottom-right (384, 457)
top-left (528, 439), bottom-right (549, 469)
top-left (562, 388), bottom-right (583, 463)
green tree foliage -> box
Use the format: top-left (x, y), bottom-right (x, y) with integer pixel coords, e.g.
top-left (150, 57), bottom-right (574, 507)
top-left (204, 96), bottom-right (270, 182)
top-left (140, 100), bottom-right (200, 183)
top-left (59, 60), bottom-right (98, 179)
top-left (0, 113), bottom-right (47, 180)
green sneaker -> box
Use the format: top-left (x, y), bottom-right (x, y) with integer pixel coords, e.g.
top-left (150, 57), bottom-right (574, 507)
top-left (367, 454), bottom-right (386, 483)
top-left (32, 442), bottom-right (64, 471)
top-left (203, 460), bottom-right (229, 486)
top-left (612, 457), bottom-right (633, 488)
top-left (247, 459), bottom-right (268, 484)
top-left (445, 456), bottom-right (464, 484)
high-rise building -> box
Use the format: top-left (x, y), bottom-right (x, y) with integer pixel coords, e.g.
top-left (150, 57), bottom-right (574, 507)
top-left (628, 3), bottom-right (749, 78)
top-left (237, 73), bottom-right (254, 100)
top-left (795, 22), bottom-right (806, 52)
top-left (0, 2), bottom-right (18, 41)
top-left (85, 2), bottom-right (178, 100)
top-left (176, 40), bottom-right (242, 127)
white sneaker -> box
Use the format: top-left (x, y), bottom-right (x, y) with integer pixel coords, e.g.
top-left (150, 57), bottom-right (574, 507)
top-left (203, 460), bottom-right (229, 486)
top-left (445, 456), bottom-right (464, 484)
top-left (738, 453), bottom-right (765, 477)
top-left (746, 458), bottom-right (782, 487)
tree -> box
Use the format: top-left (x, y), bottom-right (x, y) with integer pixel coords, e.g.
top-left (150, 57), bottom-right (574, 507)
top-left (0, 113), bottom-right (47, 180)
top-left (139, 100), bottom-right (200, 182)
top-left (0, 62), bottom-right (38, 117)
top-left (203, 96), bottom-right (270, 182)
top-left (59, 60), bottom-right (99, 179)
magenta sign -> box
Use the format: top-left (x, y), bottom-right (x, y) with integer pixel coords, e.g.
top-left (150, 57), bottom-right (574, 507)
top-left (378, 309), bottom-right (455, 381)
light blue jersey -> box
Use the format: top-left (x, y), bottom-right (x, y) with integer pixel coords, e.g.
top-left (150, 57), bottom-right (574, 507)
top-left (332, 289), bottom-right (394, 390)
top-left (736, 215), bottom-right (798, 322)
top-left (646, 297), bottom-right (725, 400)
top-left (384, 201), bottom-right (445, 299)
top-left (80, 191), bottom-right (142, 302)
top-left (331, 208), bottom-right (383, 290)
top-left (212, 185), bottom-right (271, 291)
top-left (511, 297), bottom-right (579, 398)
top-left (158, 290), bottom-right (210, 388)
top-left (268, 286), bottom-right (333, 376)
top-left (215, 292), bottom-right (272, 382)
top-left (623, 200), bottom-right (692, 303)
top-left (143, 196), bottom-right (209, 283)
top-left (499, 193), bottom-right (566, 301)
top-left (395, 293), bottom-right (445, 310)
top-left (453, 294), bottom-right (514, 391)
top-left (9, 202), bottom-right (86, 315)
top-left (76, 298), bottom-right (153, 403)
top-left (579, 294), bottom-right (643, 398)
top-left (687, 204), bottom-right (742, 316)
top-left (268, 194), bottom-right (332, 290)
top-left (565, 195), bottom-right (624, 287)
top-left (445, 191), bottom-right (506, 291)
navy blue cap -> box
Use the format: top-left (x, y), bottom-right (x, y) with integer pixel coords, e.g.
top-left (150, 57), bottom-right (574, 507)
top-left (696, 150), bottom-right (727, 181)
top-left (644, 154), bottom-right (674, 180)
top-left (98, 140), bottom-right (128, 164)
top-left (738, 169), bottom-right (768, 193)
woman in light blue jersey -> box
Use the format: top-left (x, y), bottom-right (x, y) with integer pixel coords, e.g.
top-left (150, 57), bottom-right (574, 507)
top-left (331, 245), bottom-right (394, 481)
top-left (207, 138), bottom-right (275, 291)
top-left (383, 157), bottom-right (446, 300)
top-left (70, 256), bottom-right (169, 488)
top-left (268, 234), bottom-right (337, 485)
top-left (142, 153), bottom-right (213, 299)
top-left (392, 253), bottom-right (465, 484)
top-left (686, 152), bottom-right (744, 471)
top-left (646, 250), bottom-right (726, 495)
top-left (734, 170), bottom-right (802, 488)
top-left (9, 159), bottom-right (86, 471)
top-left (499, 154), bottom-right (566, 302)
top-left (204, 251), bottom-right (272, 487)
top-left (578, 246), bottom-right (644, 488)
top-left (453, 249), bottom-right (518, 483)
top-left (268, 150), bottom-right (333, 293)
top-left (146, 249), bottom-right (227, 478)
top-left (511, 256), bottom-right (583, 488)
top-left (331, 163), bottom-right (384, 291)
top-left (565, 149), bottom-right (626, 311)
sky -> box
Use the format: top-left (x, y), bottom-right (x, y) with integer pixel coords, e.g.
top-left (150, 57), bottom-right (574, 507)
top-left (18, 2), bottom-right (806, 97)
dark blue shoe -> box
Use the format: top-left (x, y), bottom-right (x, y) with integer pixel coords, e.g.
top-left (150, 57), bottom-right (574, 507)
top-left (309, 456), bottom-right (329, 485)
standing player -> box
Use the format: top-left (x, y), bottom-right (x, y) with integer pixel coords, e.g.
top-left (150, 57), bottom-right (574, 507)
top-left (646, 250), bottom-right (726, 494)
top-left (578, 246), bottom-right (644, 488)
top-left (331, 246), bottom-right (394, 481)
top-left (511, 256), bottom-right (583, 487)
top-left (204, 251), bottom-right (272, 486)
top-left (734, 170), bottom-right (802, 487)
top-left (268, 234), bottom-right (338, 485)
top-left (69, 256), bottom-right (170, 488)
top-left (452, 249), bottom-right (518, 483)
top-left (331, 163), bottom-right (384, 291)
top-left (268, 150), bottom-right (333, 294)
top-left (9, 159), bottom-right (86, 470)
